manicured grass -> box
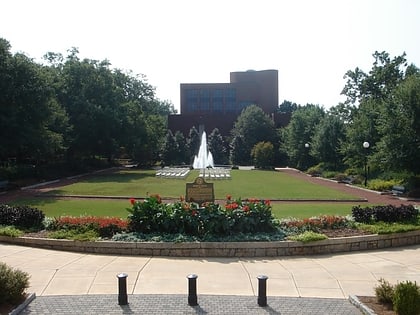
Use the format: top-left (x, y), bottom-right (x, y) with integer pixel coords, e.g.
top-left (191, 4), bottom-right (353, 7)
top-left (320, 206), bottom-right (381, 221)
top-left (12, 197), bottom-right (357, 219)
top-left (45, 169), bottom-right (360, 200)
top-left (12, 198), bottom-right (129, 218)
top-left (10, 169), bottom-right (364, 219)
top-left (271, 203), bottom-right (355, 219)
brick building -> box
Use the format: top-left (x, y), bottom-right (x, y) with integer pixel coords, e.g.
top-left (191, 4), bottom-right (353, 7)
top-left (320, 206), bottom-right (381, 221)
top-left (168, 69), bottom-right (290, 136)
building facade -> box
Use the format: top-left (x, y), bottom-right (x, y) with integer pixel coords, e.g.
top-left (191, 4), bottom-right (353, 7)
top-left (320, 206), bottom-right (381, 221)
top-left (168, 69), bottom-right (289, 136)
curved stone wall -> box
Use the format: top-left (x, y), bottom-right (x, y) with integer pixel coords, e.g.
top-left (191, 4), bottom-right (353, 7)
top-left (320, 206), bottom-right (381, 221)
top-left (1, 230), bottom-right (419, 257)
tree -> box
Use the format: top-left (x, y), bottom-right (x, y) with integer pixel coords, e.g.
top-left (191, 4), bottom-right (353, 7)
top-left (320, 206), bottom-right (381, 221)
top-left (174, 131), bottom-right (188, 164)
top-left (340, 51), bottom-right (414, 173)
top-left (229, 134), bottom-right (248, 165)
top-left (283, 104), bottom-right (325, 169)
top-left (310, 114), bottom-right (346, 170)
top-left (0, 38), bottom-right (69, 164)
top-left (278, 100), bottom-right (298, 113)
top-left (251, 142), bottom-right (274, 169)
top-left (160, 130), bottom-right (178, 166)
top-left (374, 73), bottom-right (420, 173)
top-left (342, 51), bottom-right (408, 106)
top-left (230, 105), bottom-right (277, 165)
top-left (208, 128), bottom-right (228, 165)
top-left (187, 126), bottom-right (200, 164)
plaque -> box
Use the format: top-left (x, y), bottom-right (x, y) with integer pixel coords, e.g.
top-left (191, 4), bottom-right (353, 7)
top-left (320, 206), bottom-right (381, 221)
top-left (186, 177), bottom-right (215, 204)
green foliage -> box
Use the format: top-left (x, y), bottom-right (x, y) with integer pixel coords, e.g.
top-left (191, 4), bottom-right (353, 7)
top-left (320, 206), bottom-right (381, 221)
top-left (367, 179), bottom-right (401, 191)
top-left (352, 205), bottom-right (419, 224)
top-left (358, 222), bottom-right (420, 235)
top-left (47, 216), bottom-right (128, 238)
top-left (111, 231), bottom-right (286, 242)
top-left (310, 114), bottom-right (346, 170)
top-left (288, 231), bottom-right (327, 243)
top-left (251, 141), bottom-right (274, 169)
top-left (230, 105), bottom-right (277, 165)
top-left (0, 204), bottom-right (45, 229)
top-left (306, 164), bottom-right (323, 176)
top-left (48, 229), bottom-right (99, 241)
top-left (0, 225), bottom-right (23, 237)
top-left (393, 281), bottom-right (420, 315)
top-left (127, 195), bottom-right (277, 237)
top-left (375, 278), bottom-right (395, 304)
top-left (279, 215), bottom-right (353, 235)
top-left (340, 51), bottom-right (420, 175)
top-left (208, 128), bottom-right (228, 165)
top-left (283, 104), bottom-right (325, 170)
top-left (160, 130), bottom-right (179, 165)
top-left (0, 262), bottom-right (30, 305)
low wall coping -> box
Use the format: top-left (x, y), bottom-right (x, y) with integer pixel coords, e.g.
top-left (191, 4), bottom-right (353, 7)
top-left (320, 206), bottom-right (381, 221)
top-left (1, 230), bottom-right (419, 257)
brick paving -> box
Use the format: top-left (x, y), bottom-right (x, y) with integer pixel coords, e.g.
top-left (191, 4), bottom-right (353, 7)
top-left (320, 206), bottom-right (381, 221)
top-left (21, 294), bottom-right (362, 314)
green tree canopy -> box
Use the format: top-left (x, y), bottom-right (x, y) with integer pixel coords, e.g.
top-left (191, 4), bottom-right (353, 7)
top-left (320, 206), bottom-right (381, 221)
top-left (230, 105), bottom-right (277, 165)
top-left (251, 141), bottom-right (274, 169)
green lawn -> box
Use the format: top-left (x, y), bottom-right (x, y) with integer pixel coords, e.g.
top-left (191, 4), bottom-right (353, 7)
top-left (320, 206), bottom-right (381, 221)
top-left (45, 169), bottom-right (360, 200)
top-left (12, 197), bottom-right (357, 219)
top-left (10, 168), bottom-right (365, 219)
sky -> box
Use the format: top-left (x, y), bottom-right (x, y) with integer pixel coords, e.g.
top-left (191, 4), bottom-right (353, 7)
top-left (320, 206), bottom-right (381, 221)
top-left (1, 0), bottom-right (420, 112)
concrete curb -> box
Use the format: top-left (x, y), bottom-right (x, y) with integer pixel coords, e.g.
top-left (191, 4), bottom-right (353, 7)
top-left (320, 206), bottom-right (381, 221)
top-left (8, 292), bottom-right (36, 315)
top-left (349, 295), bottom-right (377, 315)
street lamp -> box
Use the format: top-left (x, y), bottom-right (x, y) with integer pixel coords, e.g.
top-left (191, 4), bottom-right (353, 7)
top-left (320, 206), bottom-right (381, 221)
top-left (304, 143), bottom-right (310, 170)
top-left (363, 141), bottom-right (370, 186)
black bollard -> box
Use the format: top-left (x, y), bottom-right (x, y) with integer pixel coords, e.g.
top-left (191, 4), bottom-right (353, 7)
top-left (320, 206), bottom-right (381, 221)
top-left (117, 273), bottom-right (128, 305)
top-left (187, 274), bottom-right (198, 306)
top-left (257, 275), bottom-right (268, 307)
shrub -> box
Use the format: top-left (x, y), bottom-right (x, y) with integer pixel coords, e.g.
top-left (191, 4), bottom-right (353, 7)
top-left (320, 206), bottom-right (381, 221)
top-left (393, 281), bottom-right (420, 315)
top-left (0, 204), bottom-right (45, 229)
top-left (0, 262), bottom-right (30, 306)
top-left (375, 278), bottom-right (394, 305)
top-left (367, 179), bottom-right (401, 192)
top-left (127, 195), bottom-right (277, 237)
top-left (306, 164), bottom-right (323, 177)
top-left (288, 231), bottom-right (327, 243)
top-left (279, 215), bottom-right (353, 235)
top-left (351, 205), bottom-right (374, 223)
top-left (352, 205), bottom-right (419, 224)
top-left (48, 229), bottom-right (99, 241)
top-left (49, 216), bottom-right (128, 238)
top-left (0, 226), bottom-right (23, 237)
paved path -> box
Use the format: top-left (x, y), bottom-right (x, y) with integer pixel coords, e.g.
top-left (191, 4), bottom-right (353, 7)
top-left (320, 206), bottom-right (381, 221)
top-left (2, 243), bottom-right (420, 313)
top-left (277, 168), bottom-right (419, 206)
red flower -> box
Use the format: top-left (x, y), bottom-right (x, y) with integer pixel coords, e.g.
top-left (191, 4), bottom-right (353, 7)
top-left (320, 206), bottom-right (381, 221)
top-left (243, 205), bottom-right (250, 212)
top-left (226, 194), bottom-right (232, 200)
top-left (129, 198), bottom-right (136, 205)
top-left (264, 200), bottom-right (271, 206)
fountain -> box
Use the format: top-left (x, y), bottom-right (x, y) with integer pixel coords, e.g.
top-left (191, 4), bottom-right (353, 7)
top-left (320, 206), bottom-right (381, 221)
top-left (192, 131), bottom-right (214, 169)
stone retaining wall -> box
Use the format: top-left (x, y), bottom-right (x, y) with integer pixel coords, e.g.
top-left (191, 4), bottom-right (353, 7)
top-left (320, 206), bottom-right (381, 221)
top-left (1, 230), bottom-right (419, 257)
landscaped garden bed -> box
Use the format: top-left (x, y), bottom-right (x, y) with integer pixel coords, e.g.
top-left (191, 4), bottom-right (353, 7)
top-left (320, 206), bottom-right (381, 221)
top-left (1, 197), bottom-right (419, 258)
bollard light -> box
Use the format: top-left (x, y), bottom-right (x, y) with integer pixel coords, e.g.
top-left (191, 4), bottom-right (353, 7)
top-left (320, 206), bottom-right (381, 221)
top-left (117, 273), bottom-right (128, 305)
top-left (187, 274), bottom-right (198, 306)
top-left (257, 275), bottom-right (268, 307)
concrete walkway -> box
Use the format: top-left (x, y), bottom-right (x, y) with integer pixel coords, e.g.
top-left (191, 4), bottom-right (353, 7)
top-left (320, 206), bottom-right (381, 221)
top-left (2, 243), bottom-right (420, 314)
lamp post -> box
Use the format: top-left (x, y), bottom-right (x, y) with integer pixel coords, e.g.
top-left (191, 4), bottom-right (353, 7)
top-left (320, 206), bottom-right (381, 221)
top-left (363, 141), bottom-right (370, 186)
top-left (304, 143), bottom-right (310, 170)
